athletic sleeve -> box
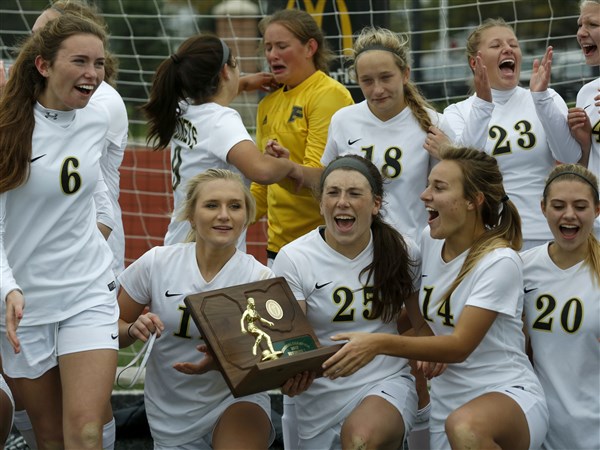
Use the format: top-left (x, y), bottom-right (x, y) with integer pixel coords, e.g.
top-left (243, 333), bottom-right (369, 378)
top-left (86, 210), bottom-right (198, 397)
top-left (271, 248), bottom-right (306, 301)
top-left (0, 194), bottom-right (21, 302)
top-left (444, 96), bottom-right (494, 149)
top-left (531, 89), bottom-right (582, 163)
top-left (465, 251), bottom-right (522, 317)
top-left (93, 172), bottom-right (116, 231)
top-left (250, 181), bottom-right (268, 222)
top-left (117, 248), bottom-right (155, 305)
top-left (303, 87), bottom-right (353, 168)
top-left (321, 113), bottom-right (342, 166)
top-left (405, 236), bottom-right (422, 292)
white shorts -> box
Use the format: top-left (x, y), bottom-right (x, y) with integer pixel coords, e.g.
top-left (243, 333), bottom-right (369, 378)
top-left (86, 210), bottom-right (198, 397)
top-left (0, 374), bottom-right (15, 431)
top-left (153, 395), bottom-right (275, 450)
top-left (429, 386), bottom-right (548, 450)
top-left (0, 301), bottom-right (119, 379)
top-left (298, 376), bottom-right (417, 450)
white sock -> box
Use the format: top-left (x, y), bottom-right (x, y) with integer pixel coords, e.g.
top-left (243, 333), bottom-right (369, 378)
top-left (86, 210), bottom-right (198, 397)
top-left (282, 396), bottom-right (299, 450)
top-left (13, 409), bottom-right (37, 450)
top-left (102, 417), bottom-right (116, 450)
top-left (408, 403), bottom-right (431, 450)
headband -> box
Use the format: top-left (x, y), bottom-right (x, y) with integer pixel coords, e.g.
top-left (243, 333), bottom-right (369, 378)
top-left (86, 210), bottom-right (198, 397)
top-left (321, 157), bottom-right (378, 193)
top-left (543, 171), bottom-right (599, 200)
top-left (220, 38), bottom-right (230, 68)
top-left (170, 38), bottom-right (229, 68)
top-left (355, 44), bottom-right (398, 58)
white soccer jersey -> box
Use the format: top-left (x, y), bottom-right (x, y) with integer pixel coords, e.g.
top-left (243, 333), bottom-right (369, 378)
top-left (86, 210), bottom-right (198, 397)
top-left (576, 78), bottom-right (600, 237)
top-left (0, 102), bottom-right (115, 325)
top-left (272, 227), bottom-right (421, 439)
top-left (322, 101), bottom-right (455, 243)
top-left (93, 81), bottom-right (128, 276)
top-left (418, 229), bottom-right (545, 435)
top-left (522, 243), bottom-right (600, 450)
top-left (444, 87), bottom-right (581, 242)
top-left (163, 102), bottom-right (252, 246)
top-left (117, 244), bottom-right (273, 447)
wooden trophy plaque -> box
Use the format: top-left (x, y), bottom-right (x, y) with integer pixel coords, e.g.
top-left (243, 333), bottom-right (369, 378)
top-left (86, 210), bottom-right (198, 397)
top-left (184, 277), bottom-right (342, 398)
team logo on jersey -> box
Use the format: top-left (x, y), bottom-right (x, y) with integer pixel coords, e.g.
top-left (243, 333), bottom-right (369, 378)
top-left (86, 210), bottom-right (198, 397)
top-left (288, 106), bottom-right (303, 122)
top-left (108, 281), bottom-right (116, 291)
top-left (347, 138), bottom-right (361, 145)
top-left (315, 281), bottom-right (332, 290)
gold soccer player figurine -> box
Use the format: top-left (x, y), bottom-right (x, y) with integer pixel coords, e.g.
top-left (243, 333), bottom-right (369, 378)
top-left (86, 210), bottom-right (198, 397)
top-left (241, 298), bottom-right (283, 361)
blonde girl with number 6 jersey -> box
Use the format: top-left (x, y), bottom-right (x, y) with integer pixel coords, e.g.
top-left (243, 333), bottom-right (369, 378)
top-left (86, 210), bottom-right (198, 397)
top-left (444, 19), bottom-right (583, 250)
top-left (322, 147), bottom-right (548, 450)
top-left (117, 170), bottom-right (274, 450)
top-left (0, 15), bottom-right (118, 449)
top-left (322, 26), bottom-right (455, 243)
top-left (142, 34), bottom-right (303, 246)
top-left (523, 164), bottom-right (600, 450)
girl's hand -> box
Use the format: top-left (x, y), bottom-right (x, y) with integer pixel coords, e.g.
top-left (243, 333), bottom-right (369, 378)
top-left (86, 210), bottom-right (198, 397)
top-left (567, 107), bottom-right (592, 147)
top-left (280, 371), bottom-right (315, 397)
top-left (322, 332), bottom-right (378, 379)
top-left (5, 289), bottom-right (24, 353)
top-left (128, 312), bottom-right (165, 342)
top-left (239, 72), bottom-right (279, 93)
top-left (173, 344), bottom-right (218, 375)
top-left (424, 126), bottom-right (451, 159)
top-left (416, 360), bottom-right (447, 379)
top-left (265, 140), bottom-right (290, 159)
top-left (530, 46), bottom-right (553, 93)
top-left (473, 53), bottom-right (492, 103)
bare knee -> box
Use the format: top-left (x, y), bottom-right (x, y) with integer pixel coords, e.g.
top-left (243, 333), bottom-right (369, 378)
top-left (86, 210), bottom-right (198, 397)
top-left (341, 421), bottom-right (378, 450)
top-left (64, 415), bottom-right (103, 449)
top-left (445, 409), bottom-right (499, 450)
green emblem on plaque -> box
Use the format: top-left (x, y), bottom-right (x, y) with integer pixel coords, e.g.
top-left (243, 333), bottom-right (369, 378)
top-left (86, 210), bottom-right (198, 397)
top-left (274, 335), bottom-right (318, 356)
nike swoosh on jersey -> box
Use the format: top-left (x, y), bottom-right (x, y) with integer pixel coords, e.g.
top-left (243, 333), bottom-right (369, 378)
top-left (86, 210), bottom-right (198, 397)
top-left (111, 333), bottom-right (119, 340)
top-left (347, 138), bottom-right (361, 145)
top-left (165, 290), bottom-right (181, 297)
top-left (380, 390), bottom-right (396, 399)
top-left (315, 281), bottom-right (333, 289)
top-left (523, 287), bottom-right (537, 293)
top-left (30, 154), bottom-right (47, 163)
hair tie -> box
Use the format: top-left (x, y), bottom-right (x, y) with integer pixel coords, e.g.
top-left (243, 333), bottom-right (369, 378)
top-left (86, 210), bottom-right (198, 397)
top-left (170, 54), bottom-right (181, 64)
top-left (501, 194), bottom-right (509, 203)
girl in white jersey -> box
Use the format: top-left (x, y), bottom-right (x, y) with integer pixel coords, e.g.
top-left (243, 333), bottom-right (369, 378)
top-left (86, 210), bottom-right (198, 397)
top-left (0, 15), bottom-right (118, 449)
top-left (523, 164), bottom-right (600, 450)
top-left (322, 26), bottom-right (455, 242)
top-left (322, 26), bottom-right (453, 448)
top-left (444, 18), bottom-right (582, 250)
top-left (142, 34), bottom-right (303, 246)
top-left (322, 146), bottom-right (549, 450)
top-left (272, 155), bottom-right (420, 449)
top-left (568, 0), bottom-right (600, 238)
top-left (117, 169), bottom-right (274, 449)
